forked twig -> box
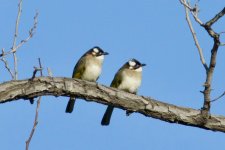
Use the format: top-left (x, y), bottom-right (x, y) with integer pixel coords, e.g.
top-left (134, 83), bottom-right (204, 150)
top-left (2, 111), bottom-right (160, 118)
top-left (182, 2), bottom-right (208, 70)
top-left (0, 49), bottom-right (14, 79)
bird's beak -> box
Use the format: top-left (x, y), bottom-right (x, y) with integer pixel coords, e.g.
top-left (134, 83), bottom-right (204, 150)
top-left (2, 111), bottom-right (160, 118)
top-left (141, 63), bottom-right (146, 67)
top-left (103, 52), bottom-right (109, 55)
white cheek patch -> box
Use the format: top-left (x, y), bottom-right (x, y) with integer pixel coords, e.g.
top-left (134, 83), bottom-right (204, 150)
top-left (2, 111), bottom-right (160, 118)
top-left (96, 55), bottom-right (104, 60)
top-left (129, 60), bottom-right (136, 67)
top-left (135, 67), bottom-right (142, 72)
top-left (93, 48), bottom-right (99, 53)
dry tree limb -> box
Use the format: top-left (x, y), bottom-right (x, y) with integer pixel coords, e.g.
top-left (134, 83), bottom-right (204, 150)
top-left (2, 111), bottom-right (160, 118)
top-left (179, 0), bottom-right (203, 25)
top-left (1, 11), bottom-right (39, 58)
top-left (25, 96), bottom-right (41, 150)
top-left (1, 77), bottom-right (225, 133)
top-left (205, 7), bottom-right (225, 27)
top-left (11, 0), bottom-right (23, 80)
top-left (0, 0), bottom-right (38, 80)
top-left (25, 58), bottom-right (43, 150)
top-left (182, 2), bottom-right (208, 70)
top-left (180, 1), bottom-right (225, 117)
top-left (201, 7), bottom-right (224, 113)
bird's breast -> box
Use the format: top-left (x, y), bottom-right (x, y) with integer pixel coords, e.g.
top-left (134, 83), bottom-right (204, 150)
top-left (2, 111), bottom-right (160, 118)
top-left (118, 73), bottom-right (141, 93)
top-left (82, 63), bottom-right (102, 81)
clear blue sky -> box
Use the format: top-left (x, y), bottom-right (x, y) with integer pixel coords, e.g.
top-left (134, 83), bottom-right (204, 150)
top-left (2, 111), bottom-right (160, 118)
top-left (0, 0), bottom-right (225, 150)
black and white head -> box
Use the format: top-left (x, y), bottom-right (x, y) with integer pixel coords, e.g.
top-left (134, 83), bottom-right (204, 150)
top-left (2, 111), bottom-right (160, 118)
top-left (127, 59), bottom-right (146, 72)
top-left (87, 46), bottom-right (109, 60)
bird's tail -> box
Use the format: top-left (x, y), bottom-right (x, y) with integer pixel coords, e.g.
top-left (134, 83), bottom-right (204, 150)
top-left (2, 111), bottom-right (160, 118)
top-left (101, 106), bottom-right (114, 126)
top-left (65, 98), bottom-right (76, 113)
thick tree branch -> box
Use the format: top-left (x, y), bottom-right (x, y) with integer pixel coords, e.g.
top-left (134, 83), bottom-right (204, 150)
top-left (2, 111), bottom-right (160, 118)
top-left (1, 77), bottom-right (225, 133)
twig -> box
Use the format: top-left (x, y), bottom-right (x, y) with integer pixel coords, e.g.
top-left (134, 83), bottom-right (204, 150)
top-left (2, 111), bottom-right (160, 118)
top-left (25, 58), bottom-right (43, 150)
top-left (182, 2), bottom-right (208, 70)
top-left (38, 58), bottom-right (43, 76)
top-left (211, 91), bottom-right (225, 102)
top-left (179, 0), bottom-right (203, 25)
top-left (205, 7), bottom-right (225, 27)
top-left (0, 49), bottom-right (14, 79)
top-left (31, 67), bottom-right (43, 79)
top-left (12, 0), bottom-right (23, 80)
top-left (25, 96), bottom-right (41, 150)
top-left (1, 9), bottom-right (38, 80)
top-left (1, 11), bottom-right (39, 58)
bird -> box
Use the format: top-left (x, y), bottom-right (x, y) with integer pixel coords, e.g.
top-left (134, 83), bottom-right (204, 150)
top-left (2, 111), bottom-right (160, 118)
top-left (65, 46), bottom-right (109, 113)
top-left (101, 58), bottom-right (146, 126)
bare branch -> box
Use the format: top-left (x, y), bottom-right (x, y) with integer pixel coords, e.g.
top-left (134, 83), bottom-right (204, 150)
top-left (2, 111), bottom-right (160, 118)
top-left (180, 0), bottom-right (224, 115)
top-left (26, 58), bottom-right (43, 150)
top-left (31, 67), bottom-right (43, 79)
top-left (211, 91), bottom-right (225, 102)
top-left (183, 3), bottom-right (208, 70)
top-left (179, 0), bottom-right (203, 25)
top-left (25, 96), bottom-right (41, 150)
top-left (38, 58), bottom-right (43, 76)
top-left (11, 0), bottom-right (23, 79)
top-left (205, 7), bottom-right (225, 27)
top-left (0, 11), bottom-right (38, 60)
top-left (201, 8), bottom-right (223, 113)
top-left (1, 77), bottom-right (225, 133)
top-left (0, 49), bottom-right (14, 79)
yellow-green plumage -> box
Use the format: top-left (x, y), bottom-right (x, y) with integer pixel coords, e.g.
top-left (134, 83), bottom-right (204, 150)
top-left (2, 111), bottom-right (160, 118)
top-left (101, 59), bottom-right (144, 125)
top-left (66, 47), bottom-right (108, 113)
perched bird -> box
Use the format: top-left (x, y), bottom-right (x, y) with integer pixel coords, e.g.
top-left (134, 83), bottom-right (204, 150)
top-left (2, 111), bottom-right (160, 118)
top-left (101, 59), bottom-right (146, 126)
top-left (65, 46), bottom-right (109, 113)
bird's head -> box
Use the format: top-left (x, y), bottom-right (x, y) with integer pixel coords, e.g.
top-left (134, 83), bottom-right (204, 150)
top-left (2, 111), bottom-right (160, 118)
top-left (127, 58), bottom-right (146, 72)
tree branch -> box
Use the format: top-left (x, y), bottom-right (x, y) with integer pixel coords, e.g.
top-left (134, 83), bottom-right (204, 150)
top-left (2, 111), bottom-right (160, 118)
top-left (201, 7), bottom-right (224, 113)
top-left (1, 49), bottom-right (14, 79)
top-left (25, 58), bottom-right (43, 150)
top-left (25, 96), bottom-right (41, 150)
top-left (205, 7), bottom-right (225, 27)
top-left (179, 0), bottom-right (203, 25)
top-left (1, 77), bottom-right (225, 133)
top-left (11, 0), bottom-right (23, 80)
top-left (183, 2), bottom-right (208, 70)
top-left (180, 1), bottom-right (224, 116)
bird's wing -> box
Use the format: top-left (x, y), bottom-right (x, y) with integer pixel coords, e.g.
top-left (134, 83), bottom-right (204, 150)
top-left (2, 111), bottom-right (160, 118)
top-left (110, 69), bottom-right (123, 88)
top-left (72, 56), bottom-right (86, 79)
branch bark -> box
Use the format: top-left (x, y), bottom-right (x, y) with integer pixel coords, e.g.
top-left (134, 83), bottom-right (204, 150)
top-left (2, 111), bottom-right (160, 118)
top-left (201, 7), bottom-right (224, 113)
top-left (1, 77), bottom-right (225, 133)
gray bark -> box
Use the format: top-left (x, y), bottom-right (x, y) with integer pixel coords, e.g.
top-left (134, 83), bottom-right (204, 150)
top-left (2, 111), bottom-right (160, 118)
top-left (0, 77), bottom-right (225, 133)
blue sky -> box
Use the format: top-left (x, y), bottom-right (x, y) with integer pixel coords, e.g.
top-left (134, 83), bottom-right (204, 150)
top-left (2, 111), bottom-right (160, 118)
top-left (0, 0), bottom-right (225, 150)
